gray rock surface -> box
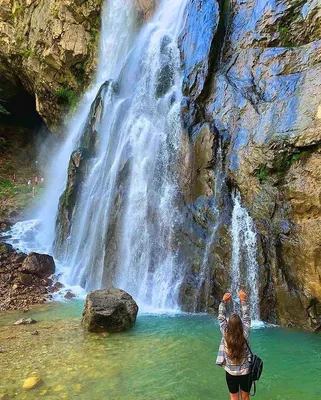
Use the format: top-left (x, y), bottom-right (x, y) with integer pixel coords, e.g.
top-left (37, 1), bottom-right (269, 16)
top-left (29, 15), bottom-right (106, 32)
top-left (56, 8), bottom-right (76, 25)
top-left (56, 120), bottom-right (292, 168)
top-left (82, 287), bottom-right (139, 333)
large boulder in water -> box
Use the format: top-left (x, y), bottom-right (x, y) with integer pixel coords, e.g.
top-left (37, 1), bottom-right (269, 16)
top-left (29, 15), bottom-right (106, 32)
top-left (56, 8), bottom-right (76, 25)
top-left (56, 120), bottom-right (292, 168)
top-left (82, 288), bottom-right (139, 333)
top-left (21, 252), bottom-right (55, 279)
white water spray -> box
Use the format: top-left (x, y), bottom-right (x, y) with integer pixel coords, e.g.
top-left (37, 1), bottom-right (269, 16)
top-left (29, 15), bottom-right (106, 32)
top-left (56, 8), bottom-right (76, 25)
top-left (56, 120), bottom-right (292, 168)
top-left (230, 192), bottom-right (260, 320)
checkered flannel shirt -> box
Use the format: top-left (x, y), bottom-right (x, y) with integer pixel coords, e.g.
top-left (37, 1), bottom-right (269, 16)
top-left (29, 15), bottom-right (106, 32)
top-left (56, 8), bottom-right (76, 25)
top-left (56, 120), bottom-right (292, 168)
top-left (216, 301), bottom-right (251, 376)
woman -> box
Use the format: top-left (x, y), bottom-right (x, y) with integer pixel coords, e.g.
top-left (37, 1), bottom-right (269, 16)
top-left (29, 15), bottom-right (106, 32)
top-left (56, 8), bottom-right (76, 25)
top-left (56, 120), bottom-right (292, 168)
top-left (216, 290), bottom-right (252, 400)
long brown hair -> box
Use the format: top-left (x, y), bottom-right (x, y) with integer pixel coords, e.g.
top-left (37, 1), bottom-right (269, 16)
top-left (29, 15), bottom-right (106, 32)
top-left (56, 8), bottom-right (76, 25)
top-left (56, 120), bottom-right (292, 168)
top-left (225, 313), bottom-right (246, 364)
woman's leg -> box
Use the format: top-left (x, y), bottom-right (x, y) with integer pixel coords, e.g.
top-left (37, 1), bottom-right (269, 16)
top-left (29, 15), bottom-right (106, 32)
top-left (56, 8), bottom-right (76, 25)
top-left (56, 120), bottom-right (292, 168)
top-left (230, 392), bottom-right (240, 400)
top-left (240, 391), bottom-right (249, 400)
top-left (239, 374), bottom-right (251, 400)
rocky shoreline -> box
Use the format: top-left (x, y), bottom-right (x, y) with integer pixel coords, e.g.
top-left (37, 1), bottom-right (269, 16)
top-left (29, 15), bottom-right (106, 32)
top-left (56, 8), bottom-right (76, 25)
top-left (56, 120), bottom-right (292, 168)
top-left (0, 241), bottom-right (53, 311)
top-left (0, 229), bottom-right (75, 311)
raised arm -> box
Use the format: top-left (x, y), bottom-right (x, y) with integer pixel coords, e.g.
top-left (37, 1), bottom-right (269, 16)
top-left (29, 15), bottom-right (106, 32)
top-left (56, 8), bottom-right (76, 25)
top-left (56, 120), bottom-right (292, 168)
top-left (218, 293), bottom-right (231, 334)
top-left (239, 290), bottom-right (251, 338)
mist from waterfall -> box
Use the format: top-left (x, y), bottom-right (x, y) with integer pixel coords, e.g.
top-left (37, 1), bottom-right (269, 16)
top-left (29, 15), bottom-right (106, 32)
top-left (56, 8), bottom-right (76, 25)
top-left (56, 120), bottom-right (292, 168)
top-left (230, 192), bottom-right (260, 320)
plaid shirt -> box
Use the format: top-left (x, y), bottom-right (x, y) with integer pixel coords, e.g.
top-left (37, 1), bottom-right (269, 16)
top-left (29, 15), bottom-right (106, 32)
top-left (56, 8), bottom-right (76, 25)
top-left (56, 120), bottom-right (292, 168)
top-left (216, 301), bottom-right (251, 376)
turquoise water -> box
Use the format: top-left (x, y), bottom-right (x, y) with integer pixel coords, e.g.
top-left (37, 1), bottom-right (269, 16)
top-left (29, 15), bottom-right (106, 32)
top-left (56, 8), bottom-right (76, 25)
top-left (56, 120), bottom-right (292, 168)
top-left (0, 301), bottom-right (321, 399)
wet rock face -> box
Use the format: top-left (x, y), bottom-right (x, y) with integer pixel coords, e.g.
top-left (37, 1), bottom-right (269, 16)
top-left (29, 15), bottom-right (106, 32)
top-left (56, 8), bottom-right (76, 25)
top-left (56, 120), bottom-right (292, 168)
top-left (53, 148), bottom-right (89, 254)
top-left (54, 81), bottom-right (111, 253)
top-left (82, 287), bottom-right (139, 333)
top-left (0, 0), bottom-right (103, 132)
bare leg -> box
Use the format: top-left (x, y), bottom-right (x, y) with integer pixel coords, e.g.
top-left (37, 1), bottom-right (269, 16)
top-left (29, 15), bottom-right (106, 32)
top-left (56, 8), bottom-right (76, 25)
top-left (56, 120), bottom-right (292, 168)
top-left (230, 392), bottom-right (240, 400)
top-left (241, 391), bottom-right (249, 400)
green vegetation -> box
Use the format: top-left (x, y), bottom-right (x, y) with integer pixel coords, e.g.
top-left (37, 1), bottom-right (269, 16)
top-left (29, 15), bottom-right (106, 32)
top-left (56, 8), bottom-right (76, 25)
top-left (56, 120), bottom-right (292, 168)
top-left (279, 26), bottom-right (288, 36)
top-left (51, 7), bottom-right (59, 18)
top-left (90, 28), bottom-right (100, 46)
top-left (0, 178), bottom-right (44, 218)
top-left (278, 8), bottom-right (300, 47)
top-left (12, 4), bottom-right (24, 18)
top-left (21, 49), bottom-right (33, 58)
top-left (55, 87), bottom-right (78, 110)
top-left (289, 150), bottom-right (311, 165)
top-left (0, 178), bottom-right (30, 198)
top-left (278, 25), bottom-right (292, 47)
top-left (256, 164), bottom-right (268, 184)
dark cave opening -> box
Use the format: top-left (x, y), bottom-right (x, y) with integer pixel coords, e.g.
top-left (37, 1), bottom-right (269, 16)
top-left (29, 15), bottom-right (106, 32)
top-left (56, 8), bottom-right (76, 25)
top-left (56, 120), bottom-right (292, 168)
top-left (0, 83), bottom-right (57, 188)
top-left (0, 89), bottom-right (45, 131)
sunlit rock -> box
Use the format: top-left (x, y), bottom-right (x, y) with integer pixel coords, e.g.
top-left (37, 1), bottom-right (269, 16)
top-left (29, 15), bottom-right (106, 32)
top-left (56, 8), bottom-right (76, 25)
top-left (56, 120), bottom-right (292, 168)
top-left (199, 0), bottom-right (321, 328)
top-left (0, 0), bottom-right (103, 132)
top-left (82, 287), bottom-right (138, 333)
top-left (14, 318), bottom-right (37, 326)
top-left (22, 376), bottom-right (41, 390)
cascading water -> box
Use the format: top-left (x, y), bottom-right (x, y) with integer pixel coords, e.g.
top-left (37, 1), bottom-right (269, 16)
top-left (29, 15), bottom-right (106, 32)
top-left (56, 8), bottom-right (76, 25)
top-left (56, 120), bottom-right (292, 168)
top-left (20, 0), bottom-right (188, 311)
top-left (7, 0), bottom-right (261, 317)
top-left (230, 192), bottom-right (260, 320)
top-left (9, 1), bottom-right (138, 255)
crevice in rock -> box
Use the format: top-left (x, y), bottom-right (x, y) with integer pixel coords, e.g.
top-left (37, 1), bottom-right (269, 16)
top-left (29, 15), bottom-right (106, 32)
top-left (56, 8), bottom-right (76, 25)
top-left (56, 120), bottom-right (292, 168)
top-left (197, 0), bottom-right (230, 106)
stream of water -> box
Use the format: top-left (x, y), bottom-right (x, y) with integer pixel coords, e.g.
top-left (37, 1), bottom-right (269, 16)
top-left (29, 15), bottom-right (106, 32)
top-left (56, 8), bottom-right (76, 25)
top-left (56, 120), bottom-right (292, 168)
top-left (231, 192), bottom-right (260, 320)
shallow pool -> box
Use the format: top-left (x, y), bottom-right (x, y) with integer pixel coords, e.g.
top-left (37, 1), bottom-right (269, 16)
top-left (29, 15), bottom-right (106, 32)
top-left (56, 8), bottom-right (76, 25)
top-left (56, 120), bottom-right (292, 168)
top-left (1, 301), bottom-right (320, 399)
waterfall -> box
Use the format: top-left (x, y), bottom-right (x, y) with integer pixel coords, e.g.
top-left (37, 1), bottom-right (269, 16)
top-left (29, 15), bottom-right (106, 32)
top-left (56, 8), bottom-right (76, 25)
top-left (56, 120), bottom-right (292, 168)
top-left (6, 1), bottom-right (263, 317)
top-left (230, 192), bottom-right (260, 320)
top-left (22, 0), bottom-right (187, 311)
top-left (30, 0), bottom-right (138, 254)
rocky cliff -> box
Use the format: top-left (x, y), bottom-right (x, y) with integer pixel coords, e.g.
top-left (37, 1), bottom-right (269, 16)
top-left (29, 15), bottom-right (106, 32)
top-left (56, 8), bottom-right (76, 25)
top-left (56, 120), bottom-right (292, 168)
top-left (0, 0), bottom-right (104, 132)
top-left (179, 0), bottom-right (321, 330)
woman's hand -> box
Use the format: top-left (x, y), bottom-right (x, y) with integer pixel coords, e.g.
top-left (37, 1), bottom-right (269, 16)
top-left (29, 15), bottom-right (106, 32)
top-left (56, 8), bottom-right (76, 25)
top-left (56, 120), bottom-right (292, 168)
top-left (239, 290), bottom-right (247, 303)
top-left (222, 293), bottom-right (232, 303)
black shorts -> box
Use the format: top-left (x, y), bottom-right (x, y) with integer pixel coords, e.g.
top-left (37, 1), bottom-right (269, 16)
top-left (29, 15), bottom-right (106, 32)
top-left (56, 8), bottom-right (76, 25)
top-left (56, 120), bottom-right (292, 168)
top-left (226, 372), bottom-right (252, 394)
